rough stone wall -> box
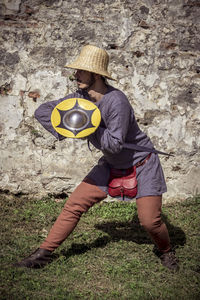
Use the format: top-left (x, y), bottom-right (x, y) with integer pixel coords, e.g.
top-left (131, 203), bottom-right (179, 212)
top-left (0, 0), bottom-right (199, 201)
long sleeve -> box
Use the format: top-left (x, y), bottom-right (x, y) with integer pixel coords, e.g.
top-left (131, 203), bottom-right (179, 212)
top-left (88, 91), bottom-right (131, 154)
top-left (34, 92), bottom-right (85, 140)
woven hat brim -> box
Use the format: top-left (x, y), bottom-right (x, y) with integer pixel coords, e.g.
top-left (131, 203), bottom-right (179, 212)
top-left (65, 63), bottom-right (115, 81)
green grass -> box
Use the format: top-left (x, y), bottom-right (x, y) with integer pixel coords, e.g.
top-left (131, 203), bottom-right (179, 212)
top-left (0, 194), bottom-right (200, 300)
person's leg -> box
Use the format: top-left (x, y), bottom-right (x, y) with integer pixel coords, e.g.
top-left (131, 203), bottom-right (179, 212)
top-left (136, 195), bottom-right (170, 253)
top-left (40, 179), bottom-right (107, 251)
top-left (14, 179), bottom-right (107, 268)
top-left (136, 195), bottom-right (179, 270)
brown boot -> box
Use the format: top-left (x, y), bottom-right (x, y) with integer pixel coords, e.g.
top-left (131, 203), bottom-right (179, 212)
top-left (160, 250), bottom-right (179, 271)
top-left (13, 248), bottom-right (53, 268)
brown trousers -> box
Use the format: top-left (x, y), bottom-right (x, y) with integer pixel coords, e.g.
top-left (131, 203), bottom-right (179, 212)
top-left (40, 181), bottom-right (171, 253)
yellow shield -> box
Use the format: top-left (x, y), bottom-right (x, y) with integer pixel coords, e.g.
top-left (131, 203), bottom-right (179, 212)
top-left (51, 98), bottom-right (101, 138)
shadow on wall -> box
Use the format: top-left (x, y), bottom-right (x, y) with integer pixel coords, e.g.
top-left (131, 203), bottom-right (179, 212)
top-left (60, 213), bottom-right (186, 259)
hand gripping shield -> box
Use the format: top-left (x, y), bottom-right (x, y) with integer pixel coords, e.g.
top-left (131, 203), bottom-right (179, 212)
top-left (51, 98), bottom-right (101, 138)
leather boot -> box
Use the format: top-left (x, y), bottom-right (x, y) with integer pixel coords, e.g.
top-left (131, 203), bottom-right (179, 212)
top-left (13, 248), bottom-right (53, 268)
top-left (160, 250), bottom-right (179, 271)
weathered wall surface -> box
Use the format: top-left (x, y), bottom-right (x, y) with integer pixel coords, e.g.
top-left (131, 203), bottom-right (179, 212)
top-left (0, 0), bottom-right (199, 201)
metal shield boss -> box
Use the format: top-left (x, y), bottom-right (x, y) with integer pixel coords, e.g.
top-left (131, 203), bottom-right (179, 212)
top-left (51, 98), bottom-right (101, 138)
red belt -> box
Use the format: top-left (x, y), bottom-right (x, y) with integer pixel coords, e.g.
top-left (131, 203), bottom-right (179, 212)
top-left (135, 153), bottom-right (152, 168)
top-left (111, 153), bottom-right (152, 175)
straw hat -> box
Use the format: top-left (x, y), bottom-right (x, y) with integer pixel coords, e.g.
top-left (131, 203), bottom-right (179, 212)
top-left (65, 45), bottom-right (114, 80)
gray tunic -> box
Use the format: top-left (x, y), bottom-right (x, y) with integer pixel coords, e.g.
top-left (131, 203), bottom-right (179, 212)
top-left (34, 85), bottom-right (167, 199)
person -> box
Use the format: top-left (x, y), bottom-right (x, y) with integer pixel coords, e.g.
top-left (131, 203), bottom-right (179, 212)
top-left (14, 45), bottom-right (179, 271)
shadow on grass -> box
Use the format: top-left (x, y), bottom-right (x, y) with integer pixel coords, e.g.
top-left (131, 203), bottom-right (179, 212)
top-left (60, 213), bottom-right (186, 259)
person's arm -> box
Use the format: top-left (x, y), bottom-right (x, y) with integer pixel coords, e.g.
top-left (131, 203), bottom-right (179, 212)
top-left (88, 95), bottom-right (131, 154)
top-left (34, 93), bottom-right (81, 140)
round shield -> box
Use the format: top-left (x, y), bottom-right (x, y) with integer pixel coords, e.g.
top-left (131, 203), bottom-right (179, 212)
top-left (51, 98), bottom-right (101, 138)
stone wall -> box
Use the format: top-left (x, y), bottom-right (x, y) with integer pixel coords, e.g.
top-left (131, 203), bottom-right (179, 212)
top-left (0, 0), bottom-right (199, 201)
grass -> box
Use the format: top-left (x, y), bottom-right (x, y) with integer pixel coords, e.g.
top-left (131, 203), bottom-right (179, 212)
top-left (0, 193), bottom-right (200, 300)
